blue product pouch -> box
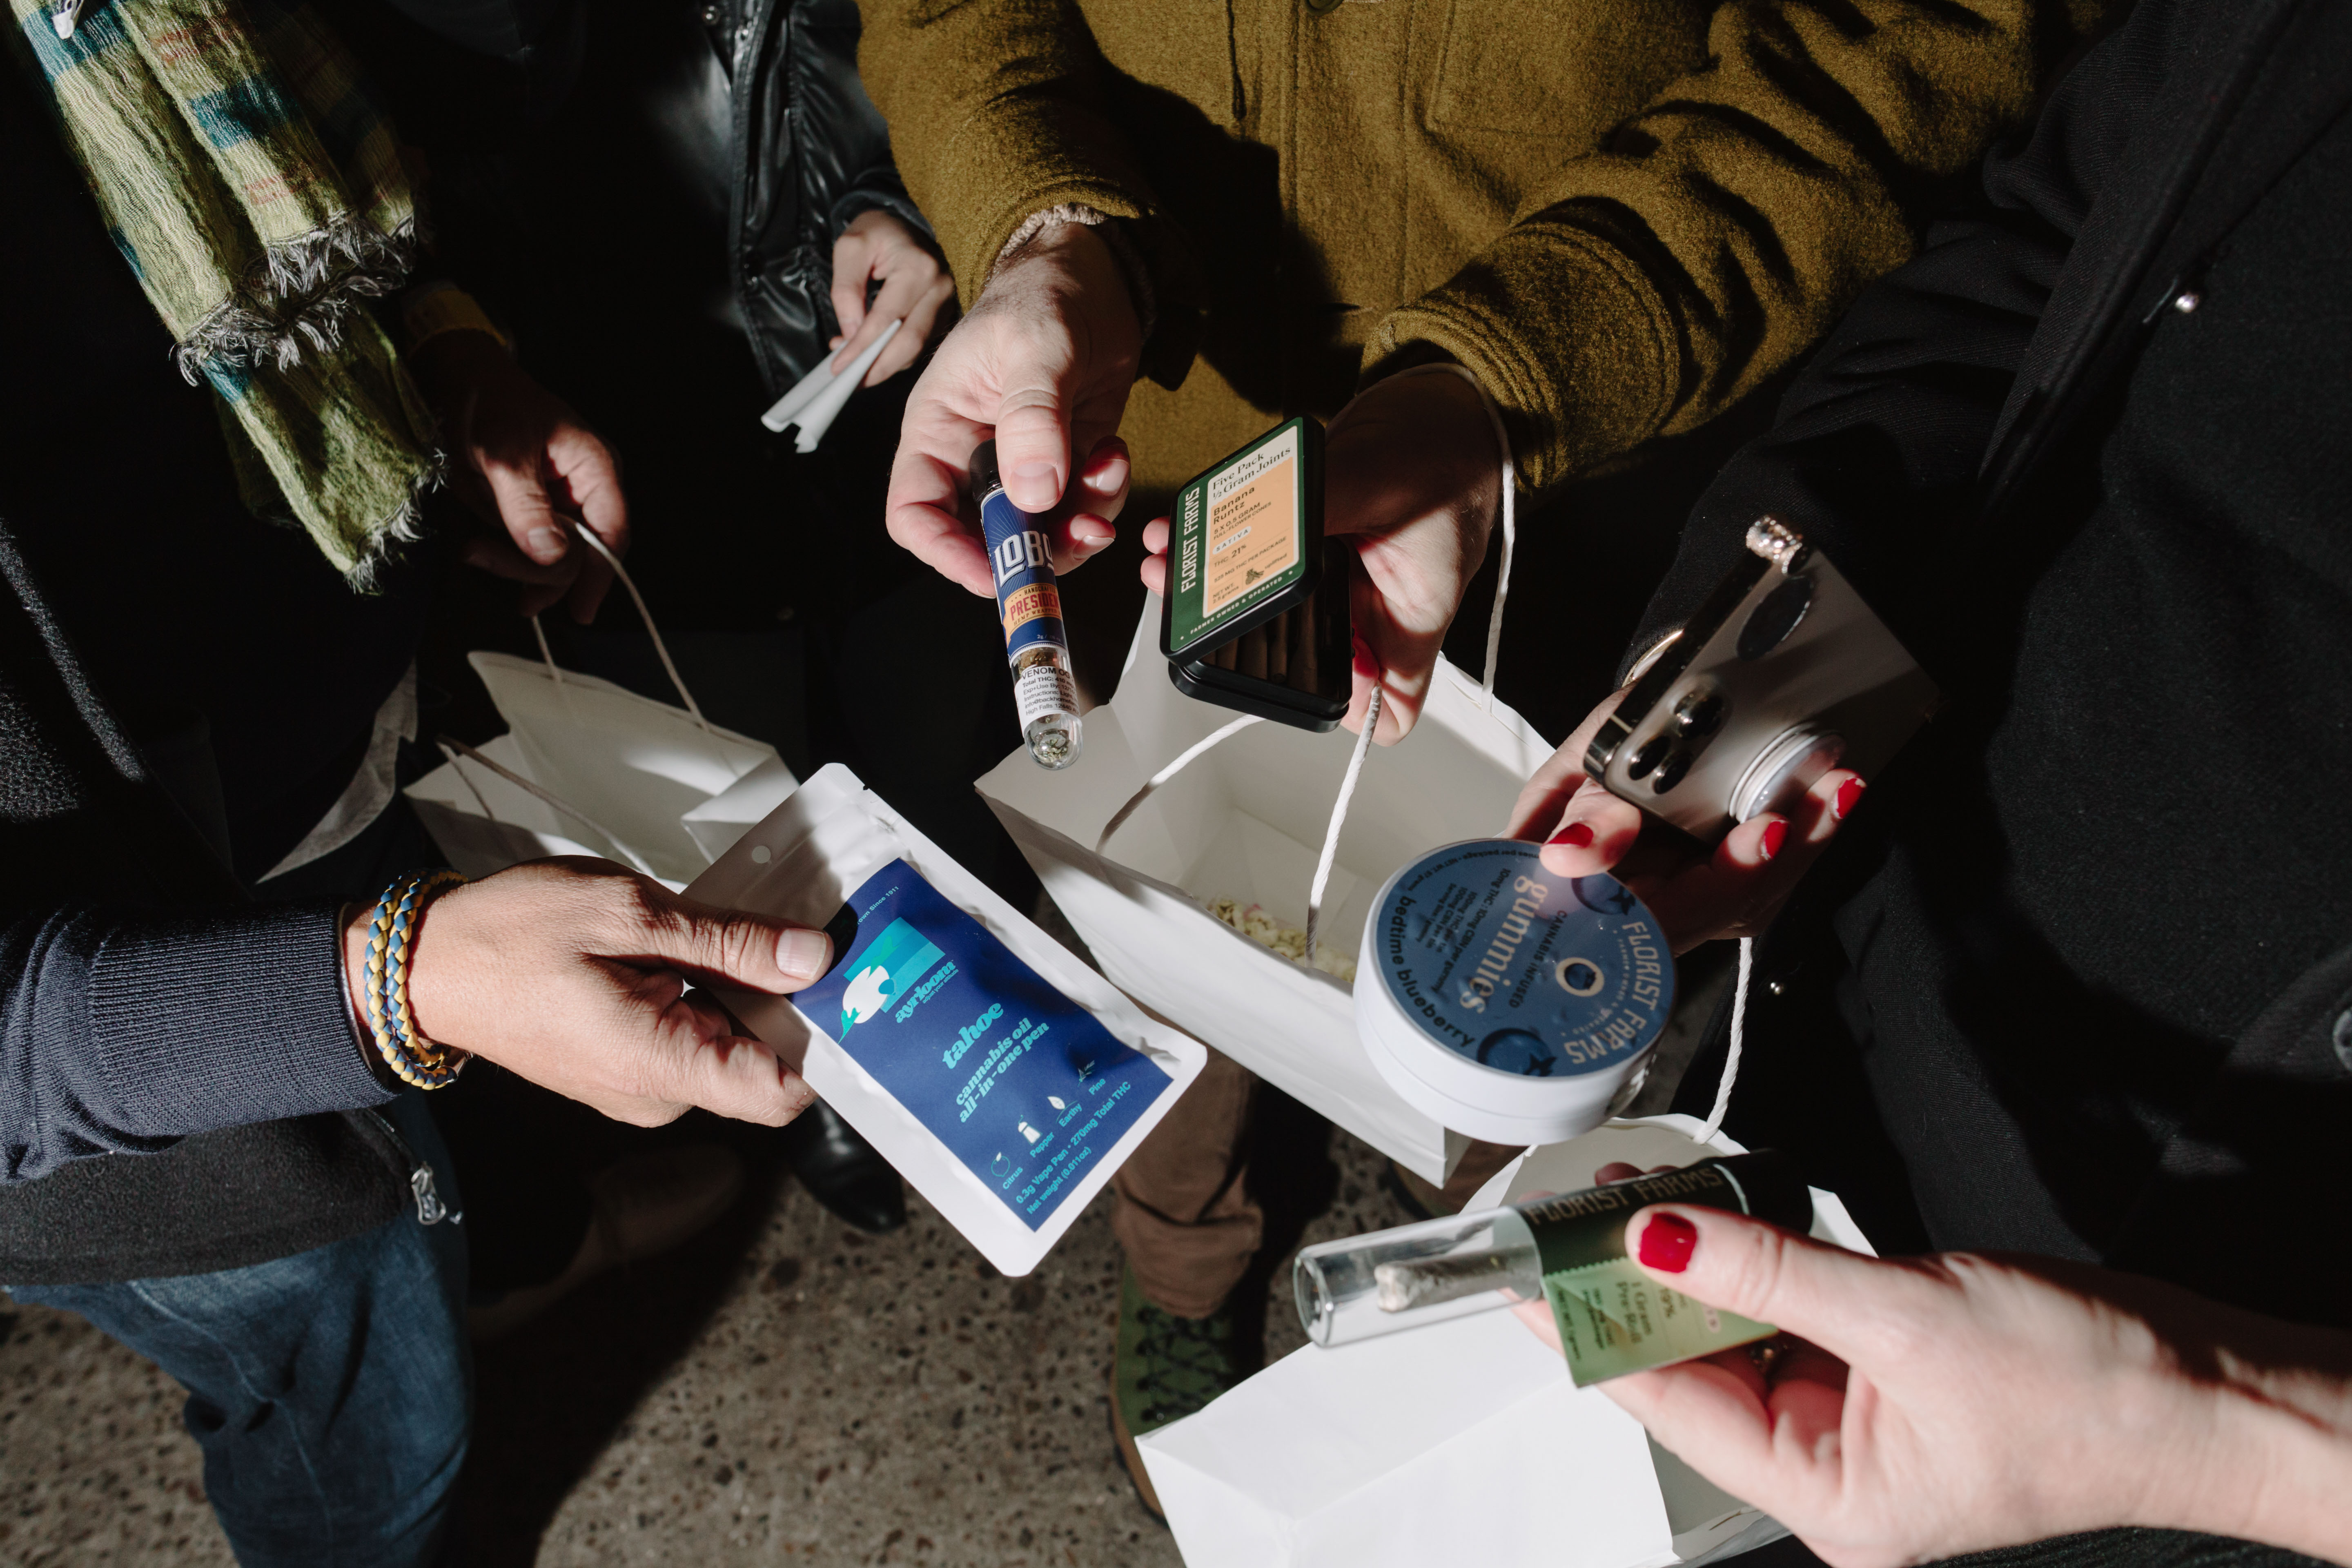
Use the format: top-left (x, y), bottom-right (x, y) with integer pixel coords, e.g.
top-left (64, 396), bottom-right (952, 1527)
top-left (686, 765), bottom-right (1208, 1274)
top-left (797, 860), bottom-right (1173, 1229)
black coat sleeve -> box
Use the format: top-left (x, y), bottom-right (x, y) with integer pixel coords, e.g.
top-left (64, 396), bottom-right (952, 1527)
top-left (1619, 0), bottom-right (2196, 687)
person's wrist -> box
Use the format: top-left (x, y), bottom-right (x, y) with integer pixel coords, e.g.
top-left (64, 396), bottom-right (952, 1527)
top-left (996, 220), bottom-right (1144, 347)
top-left (2157, 1340), bottom-right (2352, 1557)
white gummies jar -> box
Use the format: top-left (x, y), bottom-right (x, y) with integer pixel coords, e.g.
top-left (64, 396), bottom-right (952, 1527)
top-left (1354, 840), bottom-right (1675, 1144)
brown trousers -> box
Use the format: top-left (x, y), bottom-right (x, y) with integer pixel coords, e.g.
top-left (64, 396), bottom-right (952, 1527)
top-left (1111, 1048), bottom-right (1522, 1318)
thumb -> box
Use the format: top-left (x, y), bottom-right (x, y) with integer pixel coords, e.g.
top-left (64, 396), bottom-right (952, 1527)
top-left (633, 890), bottom-right (837, 993)
top-left (993, 389), bottom-right (1073, 513)
top-left (1629, 1205), bottom-right (1933, 1365)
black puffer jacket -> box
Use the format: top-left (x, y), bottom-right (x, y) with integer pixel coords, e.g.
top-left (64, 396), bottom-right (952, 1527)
top-left (377, 0), bottom-right (929, 393)
top-left (709, 0), bottom-right (929, 392)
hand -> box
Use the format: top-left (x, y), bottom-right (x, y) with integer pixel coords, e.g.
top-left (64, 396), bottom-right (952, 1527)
top-left (828, 209), bottom-right (956, 386)
top-left (409, 330), bottom-right (628, 622)
top-left (1536, 1204), bottom-right (2352, 1568)
top-left (341, 858), bottom-right (833, 1127)
top-left (886, 221), bottom-right (1139, 596)
top-left (1138, 369), bottom-right (1500, 743)
top-left (1503, 689), bottom-right (1864, 953)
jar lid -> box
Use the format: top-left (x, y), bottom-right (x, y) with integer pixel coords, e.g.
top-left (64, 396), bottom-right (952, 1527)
top-left (1354, 840), bottom-right (1674, 1141)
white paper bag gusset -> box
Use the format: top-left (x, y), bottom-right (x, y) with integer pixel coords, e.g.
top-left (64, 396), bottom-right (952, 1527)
top-left (688, 764), bottom-right (1209, 1276)
top-left (403, 535), bottom-right (799, 889)
top-left (976, 600), bottom-right (1555, 1185)
top-left (1137, 1115), bottom-right (1878, 1568)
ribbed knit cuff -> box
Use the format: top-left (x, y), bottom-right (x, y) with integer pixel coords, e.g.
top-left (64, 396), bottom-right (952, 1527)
top-left (88, 901), bottom-right (398, 1140)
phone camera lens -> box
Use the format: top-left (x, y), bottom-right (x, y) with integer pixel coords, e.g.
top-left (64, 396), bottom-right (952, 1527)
top-left (1626, 732), bottom-right (1673, 781)
top-left (1737, 574), bottom-right (1815, 661)
top-left (1651, 748), bottom-right (1693, 793)
top-left (1672, 688), bottom-right (1727, 739)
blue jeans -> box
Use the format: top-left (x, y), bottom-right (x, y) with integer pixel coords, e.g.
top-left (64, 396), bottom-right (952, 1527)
top-left (11, 1093), bottom-right (471, 1568)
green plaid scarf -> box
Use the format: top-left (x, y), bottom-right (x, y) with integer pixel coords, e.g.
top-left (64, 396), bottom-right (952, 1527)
top-left (11, 0), bottom-right (439, 584)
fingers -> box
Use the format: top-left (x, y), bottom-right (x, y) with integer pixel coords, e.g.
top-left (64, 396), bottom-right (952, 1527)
top-left (1343, 588), bottom-right (1434, 745)
top-left (1626, 1205), bottom-right (1930, 1367)
top-left (829, 228), bottom-right (876, 369)
top-left (460, 532), bottom-right (583, 624)
top-left (1634, 766), bottom-right (1861, 946)
top-left (546, 423), bottom-right (627, 623)
top-left (1601, 1352), bottom-right (1795, 1504)
top-left (1047, 439), bottom-right (1129, 574)
top-left (884, 274), bottom-right (957, 382)
top-left (1075, 436), bottom-right (1131, 524)
top-left (662, 1013), bottom-right (816, 1127)
top-left (855, 267), bottom-right (950, 385)
top-left (626, 882), bottom-right (837, 995)
top-left (993, 391), bottom-right (1073, 514)
top-left (1538, 778), bottom-right (1646, 879)
top-left (885, 443), bottom-right (996, 596)
top-left (481, 451), bottom-right (572, 570)
top-left (1139, 514), bottom-right (1171, 597)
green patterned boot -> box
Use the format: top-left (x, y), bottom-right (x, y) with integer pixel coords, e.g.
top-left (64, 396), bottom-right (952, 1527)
top-left (1108, 1263), bottom-right (1244, 1521)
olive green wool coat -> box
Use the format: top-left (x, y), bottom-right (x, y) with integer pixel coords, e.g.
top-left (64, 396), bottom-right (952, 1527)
top-left (858, 0), bottom-right (2104, 498)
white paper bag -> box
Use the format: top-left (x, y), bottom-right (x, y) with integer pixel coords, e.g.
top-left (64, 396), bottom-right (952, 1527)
top-left (976, 600), bottom-right (1555, 1183)
top-left (403, 538), bottom-right (799, 888)
top-left (1138, 1115), bottom-right (1876, 1568)
top-left (689, 764), bottom-right (1209, 1276)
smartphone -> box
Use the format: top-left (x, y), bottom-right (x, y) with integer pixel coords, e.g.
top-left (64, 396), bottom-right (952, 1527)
top-left (1583, 517), bottom-right (1940, 843)
top-left (1160, 417), bottom-right (1354, 731)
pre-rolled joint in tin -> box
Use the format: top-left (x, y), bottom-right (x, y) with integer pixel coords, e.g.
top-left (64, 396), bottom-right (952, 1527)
top-left (1373, 1249), bottom-right (1531, 1312)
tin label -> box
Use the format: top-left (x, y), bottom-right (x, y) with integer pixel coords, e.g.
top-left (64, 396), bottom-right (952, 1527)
top-left (1371, 843), bottom-right (1671, 1078)
top-left (981, 489), bottom-right (1069, 659)
top-left (1169, 421), bottom-right (1310, 652)
top-left (796, 860), bottom-right (1173, 1229)
top-left (1520, 1165), bottom-right (1776, 1385)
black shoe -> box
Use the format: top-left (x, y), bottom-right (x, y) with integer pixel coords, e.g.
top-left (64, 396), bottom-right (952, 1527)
top-left (781, 1100), bottom-right (906, 1233)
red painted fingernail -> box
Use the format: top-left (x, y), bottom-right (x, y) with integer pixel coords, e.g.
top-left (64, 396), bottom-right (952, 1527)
top-left (1758, 819), bottom-right (1788, 862)
top-left (1352, 633), bottom-right (1379, 678)
top-left (1549, 822), bottom-right (1594, 849)
top-left (1834, 776), bottom-right (1865, 821)
top-left (1637, 1212), bottom-right (1698, 1273)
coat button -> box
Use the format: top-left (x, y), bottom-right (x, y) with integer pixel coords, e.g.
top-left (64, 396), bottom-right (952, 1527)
top-left (2173, 290), bottom-right (2201, 314)
top-left (2333, 1007), bottom-right (2352, 1073)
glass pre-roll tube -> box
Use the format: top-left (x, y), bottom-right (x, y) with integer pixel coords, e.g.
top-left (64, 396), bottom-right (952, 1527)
top-left (1295, 1205), bottom-right (1544, 1348)
top-left (1294, 1153), bottom-right (1812, 1355)
top-left (970, 439), bottom-right (1084, 769)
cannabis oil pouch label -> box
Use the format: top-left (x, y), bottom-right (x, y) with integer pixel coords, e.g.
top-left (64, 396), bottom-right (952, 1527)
top-left (1521, 1163), bottom-right (1780, 1386)
top-left (1167, 419), bottom-right (1311, 653)
top-left (797, 860), bottom-right (1172, 1230)
top-left (1372, 844), bottom-right (1670, 1078)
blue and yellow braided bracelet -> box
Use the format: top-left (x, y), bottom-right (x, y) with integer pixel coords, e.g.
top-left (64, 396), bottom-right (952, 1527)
top-left (361, 869), bottom-right (471, 1089)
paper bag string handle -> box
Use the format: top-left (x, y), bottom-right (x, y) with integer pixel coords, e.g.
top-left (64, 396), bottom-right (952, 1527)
top-left (1303, 687), bottom-right (1379, 959)
top-left (528, 526), bottom-right (713, 733)
top-left (1094, 713), bottom-right (1266, 853)
top-left (1091, 690), bottom-right (1379, 969)
top-left (434, 734), bottom-right (667, 881)
top-left (1697, 936), bottom-right (1755, 1145)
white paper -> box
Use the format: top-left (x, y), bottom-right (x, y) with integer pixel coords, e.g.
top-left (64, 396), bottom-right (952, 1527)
top-left (1138, 1115), bottom-right (1878, 1568)
top-left (758, 318), bottom-right (902, 452)
top-left (688, 765), bottom-right (1208, 1276)
top-left (976, 598), bottom-right (1554, 1183)
top-left (403, 655), bottom-right (797, 888)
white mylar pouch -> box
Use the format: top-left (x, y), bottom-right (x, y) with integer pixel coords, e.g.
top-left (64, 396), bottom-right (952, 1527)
top-left (689, 764), bottom-right (1209, 1275)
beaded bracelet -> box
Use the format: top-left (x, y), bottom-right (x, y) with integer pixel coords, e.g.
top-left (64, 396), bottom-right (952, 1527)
top-left (361, 869), bottom-right (471, 1089)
